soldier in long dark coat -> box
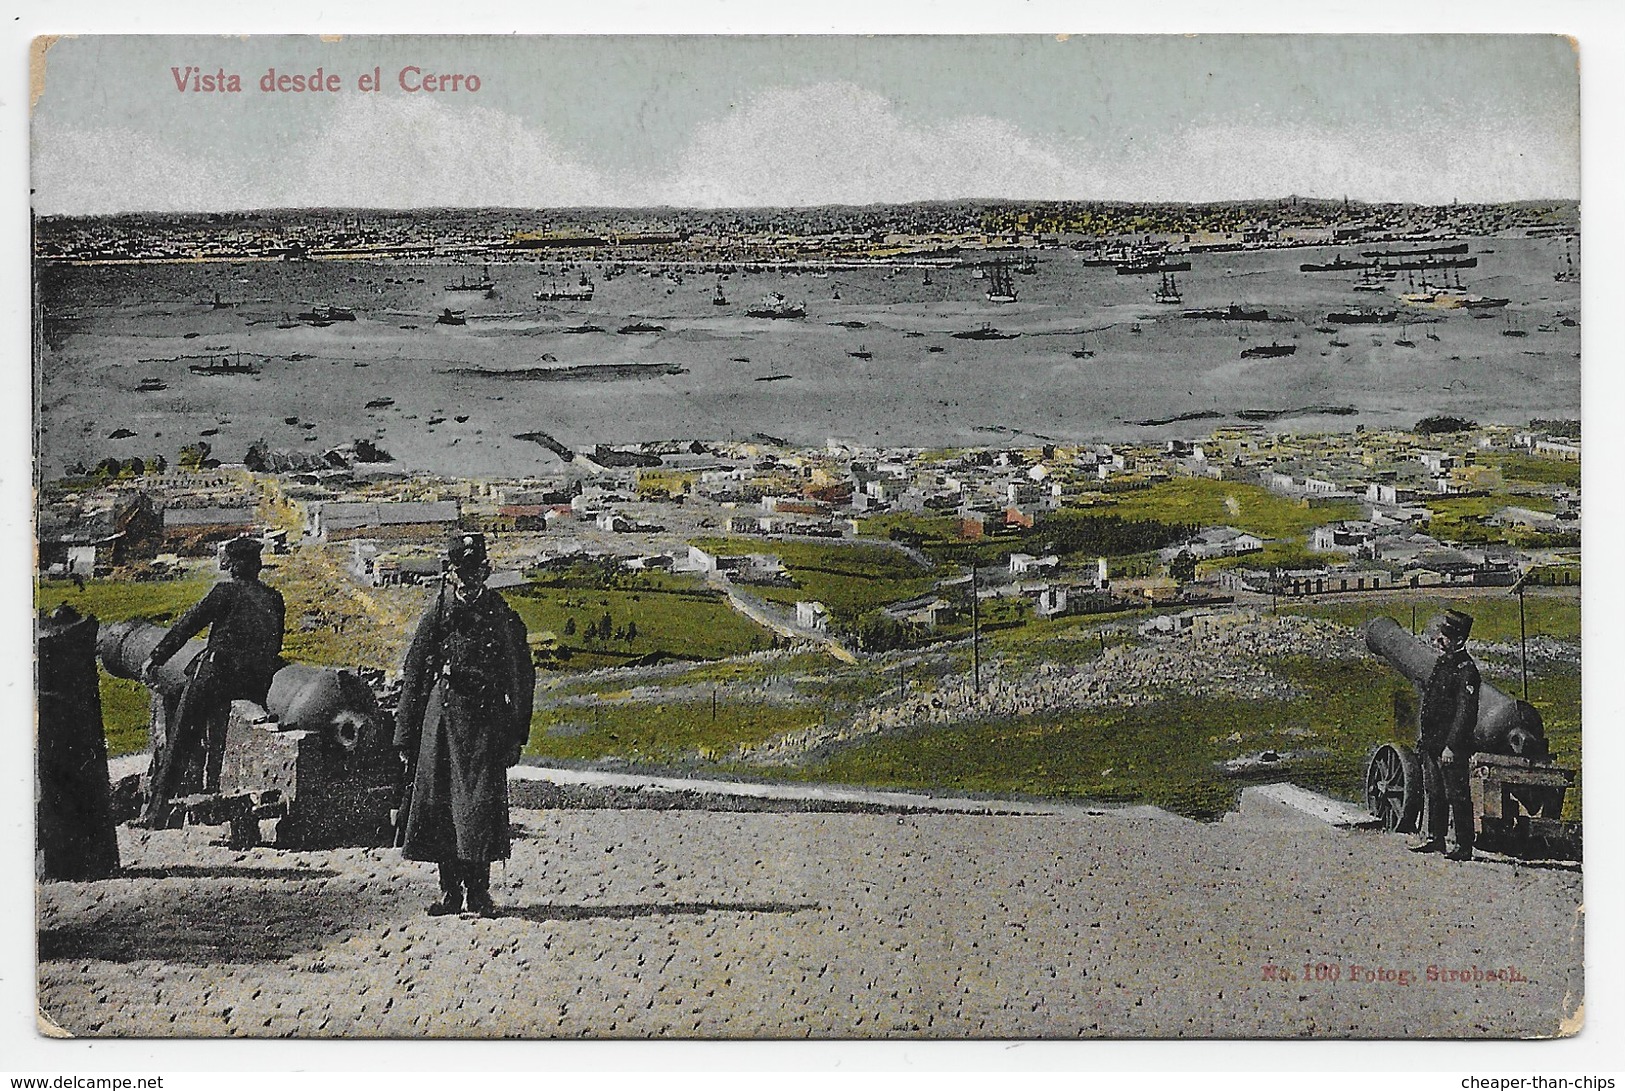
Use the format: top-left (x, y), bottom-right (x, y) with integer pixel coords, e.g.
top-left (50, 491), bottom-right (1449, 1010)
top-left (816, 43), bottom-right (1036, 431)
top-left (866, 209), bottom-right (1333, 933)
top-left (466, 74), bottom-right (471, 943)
top-left (1412, 609), bottom-right (1481, 861)
top-left (395, 533), bottom-right (534, 917)
top-left (141, 536), bottom-right (285, 825)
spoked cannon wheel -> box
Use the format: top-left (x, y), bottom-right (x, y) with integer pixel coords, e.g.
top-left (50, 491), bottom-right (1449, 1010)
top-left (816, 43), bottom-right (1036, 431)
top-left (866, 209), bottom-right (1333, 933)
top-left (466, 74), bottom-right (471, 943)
top-left (1364, 743), bottom-right (1422, 833)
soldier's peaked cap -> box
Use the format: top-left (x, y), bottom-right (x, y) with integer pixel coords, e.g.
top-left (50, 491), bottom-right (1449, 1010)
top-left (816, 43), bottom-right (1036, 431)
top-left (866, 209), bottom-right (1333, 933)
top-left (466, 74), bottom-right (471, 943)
top-left (448, 532), bottom-right (487, 568)
top-left (222, 537), bottom-right (263, 563)
top-left (1439, 609), bottom-right (1473, 640)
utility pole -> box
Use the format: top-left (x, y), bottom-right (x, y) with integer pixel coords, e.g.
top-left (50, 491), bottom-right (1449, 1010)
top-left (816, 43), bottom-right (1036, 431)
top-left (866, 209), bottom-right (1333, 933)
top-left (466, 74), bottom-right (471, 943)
top-left (1508, 575), bottom-right (1521, 705)
top-left (971, 562), bottom-right (981, 693)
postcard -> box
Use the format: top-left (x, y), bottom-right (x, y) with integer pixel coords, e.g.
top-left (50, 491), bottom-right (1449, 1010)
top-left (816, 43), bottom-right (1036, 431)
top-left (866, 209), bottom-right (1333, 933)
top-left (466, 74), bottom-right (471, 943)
top-left (31, 33), bottom-right (1583, 1040)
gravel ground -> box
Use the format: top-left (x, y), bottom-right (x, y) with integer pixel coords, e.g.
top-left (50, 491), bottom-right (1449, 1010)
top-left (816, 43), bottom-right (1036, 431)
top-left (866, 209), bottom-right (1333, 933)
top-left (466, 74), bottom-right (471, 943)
top-left (37, 797), bottom-right (1582, 1040)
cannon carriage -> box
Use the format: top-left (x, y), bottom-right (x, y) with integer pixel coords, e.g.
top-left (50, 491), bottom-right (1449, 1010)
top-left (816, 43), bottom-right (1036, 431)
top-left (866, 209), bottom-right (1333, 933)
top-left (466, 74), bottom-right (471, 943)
top-left (1360, 617), bottom-right (1579, 859)
top-left (99, 618), bottom-right (400, 849)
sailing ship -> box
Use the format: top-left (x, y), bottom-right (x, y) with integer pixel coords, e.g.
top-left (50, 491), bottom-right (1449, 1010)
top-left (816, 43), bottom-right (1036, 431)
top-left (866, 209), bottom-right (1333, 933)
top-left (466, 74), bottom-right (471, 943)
top-left (1154, 272), bottom-right (1182, 304)
top-left (446, 265), bottom-right (496, 292)
top-left (847, 345), bottom-right (873, 360)
top-left (984, 261), bottom-right (1017, 304)
top-left (1554, 237), bottom-right (1579, 283)
top-left (1070, 338), bottom-right (1095, 359)
top-left (712, 283), bottom-right (728, 306)
top-left (189, 352), bottom-right (260, 376)
top-left (534, 272), bottom-right (595, 302)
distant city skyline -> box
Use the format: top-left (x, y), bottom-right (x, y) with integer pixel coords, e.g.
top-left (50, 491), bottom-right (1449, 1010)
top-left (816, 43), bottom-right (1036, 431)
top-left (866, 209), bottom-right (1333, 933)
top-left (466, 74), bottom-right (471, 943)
top-left (31, 35), bottom-right (1580, 215)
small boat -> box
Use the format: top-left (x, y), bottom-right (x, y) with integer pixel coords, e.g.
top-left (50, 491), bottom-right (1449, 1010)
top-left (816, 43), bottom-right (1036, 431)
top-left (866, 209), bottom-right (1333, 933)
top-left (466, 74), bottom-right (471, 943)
top-left (1326, 307), bottom-right (1396, 325)
top-left (1394, 326), bottom-right (1416, 347)
top-left (1185, 303), bottom-right (1268, 322)
top-left (927, 346), bottom-right (945, 354)
top-left (755, 374), bottom-right (792, 383)
top-left (1328, 339), bottom-right (1349, 348)
top-left (746, 292), bottom-right (806, 319)
top-left (564, 324), bottom-right (605, 334)
top-left (951, 323), bottom-right (1019, 341)
top-left (436, 308), bottom-right (467, 326)
top-left (712, 283), bottom-right (728, 306)
top-left (618, 321), bottom-right (666, 334)
top-left (296, 305), bottom-right (356, 324)
top-left (365, 397), bottom-right (395, 409)
top-left (136, 377), bottom-right (167, 392)
top-left (1240, 342), bottom-right (1298, 359)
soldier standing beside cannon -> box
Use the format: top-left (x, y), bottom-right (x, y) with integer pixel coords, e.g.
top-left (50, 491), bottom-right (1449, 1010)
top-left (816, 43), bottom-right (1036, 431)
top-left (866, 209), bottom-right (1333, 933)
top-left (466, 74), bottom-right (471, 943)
top-left (1412, 609), bottom-right (1480, 861)
top-left (140, 536), bottom-right (286, 827)
top-left (395, 533), bottom-right (534, 918)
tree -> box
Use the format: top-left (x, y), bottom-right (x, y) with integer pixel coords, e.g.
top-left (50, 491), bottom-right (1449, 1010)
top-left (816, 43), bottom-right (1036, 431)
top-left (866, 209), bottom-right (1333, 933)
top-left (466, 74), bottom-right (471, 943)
top-left (564, 616), bottom-right (577, 637)
top-left (625, 620), bottom-right (638, 643)
top-left (1169, 550), bottom-right (1197, 584)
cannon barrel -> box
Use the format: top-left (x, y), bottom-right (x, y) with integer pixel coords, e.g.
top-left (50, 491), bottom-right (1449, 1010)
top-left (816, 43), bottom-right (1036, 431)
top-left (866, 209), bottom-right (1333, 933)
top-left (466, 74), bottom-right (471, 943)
top-left (1360, 616), bottom-right (1539, 755)
top-left (97, 618), bottom-right (382, 752)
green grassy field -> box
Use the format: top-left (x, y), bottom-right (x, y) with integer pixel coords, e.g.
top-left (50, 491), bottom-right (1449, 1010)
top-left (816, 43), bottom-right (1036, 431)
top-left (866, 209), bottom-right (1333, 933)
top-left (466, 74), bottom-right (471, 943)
top-left (1279, 592), bottom-right (1580, 643)
top-left (692, 537), bottom-right (938, 622)
top-left (1486, 452), bottom-right (1581, 490)
top-left (527, 698), bottom-right (821, 764)
top-left (38, 577), bottom-right (215, 757)
top-left (785, 653), bottom-right (1581, 822)
top-left (503, 577), bottom-right (777, 669)
top-left (1097, 478), bottom-right (1361, 541)
top-left (1424, 495), bottom-right (1556, 544)
top-left (37, 576), bottom-right (213, 625)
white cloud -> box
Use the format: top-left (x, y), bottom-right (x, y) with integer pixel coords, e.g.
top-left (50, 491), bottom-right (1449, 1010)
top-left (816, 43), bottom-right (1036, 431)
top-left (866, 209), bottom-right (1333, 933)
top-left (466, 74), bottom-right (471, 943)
top-left (31, 124), bottom-right (252, 215)
top-left (265, 94), bottom-right (608, 209)
top-left (30, 80), bottom-right (1577, 213)
top-left (644, 82), bottom-right (1110, 206)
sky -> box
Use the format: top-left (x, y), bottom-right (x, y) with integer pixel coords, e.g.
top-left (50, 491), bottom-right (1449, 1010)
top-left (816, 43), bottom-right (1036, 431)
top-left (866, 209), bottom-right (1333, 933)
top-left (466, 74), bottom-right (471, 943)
top-left (30, 34), bottom-right (1580, 214)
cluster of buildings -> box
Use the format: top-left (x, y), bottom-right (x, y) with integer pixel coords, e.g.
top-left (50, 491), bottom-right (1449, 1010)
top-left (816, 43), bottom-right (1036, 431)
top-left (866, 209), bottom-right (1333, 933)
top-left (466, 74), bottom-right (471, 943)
top-left (39, 422), bottom-right (1579, 646)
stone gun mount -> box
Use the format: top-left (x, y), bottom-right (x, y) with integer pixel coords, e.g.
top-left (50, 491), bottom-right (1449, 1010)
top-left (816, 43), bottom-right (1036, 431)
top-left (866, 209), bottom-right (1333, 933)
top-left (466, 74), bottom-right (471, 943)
top-left (99, 618), bottom-right (399, 848)
top-left (1360, 616), bottom-right (1547, 759)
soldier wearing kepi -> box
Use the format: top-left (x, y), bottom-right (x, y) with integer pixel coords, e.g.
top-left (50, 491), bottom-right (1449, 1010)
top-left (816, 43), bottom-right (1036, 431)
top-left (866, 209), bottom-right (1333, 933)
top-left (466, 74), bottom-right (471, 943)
top-left (1412, 609), bottom-right (1481, 861)
top-left (395, 533), bottom-right (534, 918)
top-left (141, 536), bottom-right (285, 826)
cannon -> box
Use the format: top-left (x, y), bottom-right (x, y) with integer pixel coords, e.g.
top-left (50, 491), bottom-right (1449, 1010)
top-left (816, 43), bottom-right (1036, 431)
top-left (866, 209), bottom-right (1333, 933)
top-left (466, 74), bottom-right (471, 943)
top-left (1359, 616), bottom-right (1577, 858)
top-left (99, 618), bottom-right (399, 849)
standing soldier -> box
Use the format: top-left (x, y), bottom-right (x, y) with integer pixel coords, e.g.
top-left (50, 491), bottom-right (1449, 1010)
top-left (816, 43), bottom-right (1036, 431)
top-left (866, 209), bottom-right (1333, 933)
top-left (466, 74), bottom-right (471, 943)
top-left (1412, 609), bottom-right (1480, 861)
top-left (395, 533), bottom-right (534, 917)
top-left (141, 536), bottom-right (286, 826)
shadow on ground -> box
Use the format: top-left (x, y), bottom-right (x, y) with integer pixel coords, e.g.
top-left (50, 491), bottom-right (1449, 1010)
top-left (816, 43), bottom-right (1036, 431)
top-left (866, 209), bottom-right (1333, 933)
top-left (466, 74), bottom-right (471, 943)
top-left (39, 884), bottom-right (391, 964)
top-left (499, 900), bottom-right (821, 923)
top-left (108, 866), bottom-right (342, 881)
